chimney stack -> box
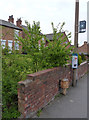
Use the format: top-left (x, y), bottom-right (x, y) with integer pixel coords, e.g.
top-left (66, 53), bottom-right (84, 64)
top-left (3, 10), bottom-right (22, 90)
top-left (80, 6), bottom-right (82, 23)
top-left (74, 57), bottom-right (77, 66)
top-left (16, 18), bottom-right (22, 27)
top-left (84, 41), bottom-right (87, 45)
top-left (8, 15), bottom-right (14, 23)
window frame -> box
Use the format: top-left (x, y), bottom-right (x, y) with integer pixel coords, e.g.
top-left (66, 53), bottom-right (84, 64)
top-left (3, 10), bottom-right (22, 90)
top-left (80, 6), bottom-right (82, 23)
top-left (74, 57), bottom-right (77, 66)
top-left (14, 30), bottom-right (19, 39)
top-left (1, 39), bottom-right (6, 49)
top-left (8, 40), bottom-right (13, 51)
top-left (14, 41), bottom-right (19, 50)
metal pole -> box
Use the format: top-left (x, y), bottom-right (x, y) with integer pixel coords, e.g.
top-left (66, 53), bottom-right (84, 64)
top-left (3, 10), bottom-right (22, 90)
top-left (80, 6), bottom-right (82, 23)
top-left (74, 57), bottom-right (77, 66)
top-left (72, 0), bottom-right (79, 87)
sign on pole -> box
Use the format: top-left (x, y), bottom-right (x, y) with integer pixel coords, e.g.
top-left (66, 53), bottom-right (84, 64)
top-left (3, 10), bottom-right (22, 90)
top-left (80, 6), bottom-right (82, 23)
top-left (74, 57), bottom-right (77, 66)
top-left (79, 20), bottom-right (86, 33)
top-left (72, 53), bottom-right (78, 69)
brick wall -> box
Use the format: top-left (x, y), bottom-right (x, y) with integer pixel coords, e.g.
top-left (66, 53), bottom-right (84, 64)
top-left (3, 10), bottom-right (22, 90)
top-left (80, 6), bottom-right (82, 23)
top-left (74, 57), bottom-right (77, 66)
top-left (78, 61), bottom-right (87, 79)
top-left (18, 62), bottom-right (87, 118)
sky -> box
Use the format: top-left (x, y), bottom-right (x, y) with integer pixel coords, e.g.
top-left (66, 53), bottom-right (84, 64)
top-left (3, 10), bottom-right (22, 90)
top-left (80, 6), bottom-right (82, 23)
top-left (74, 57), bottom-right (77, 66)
top-left (0, 0), bottom-right (88, 46)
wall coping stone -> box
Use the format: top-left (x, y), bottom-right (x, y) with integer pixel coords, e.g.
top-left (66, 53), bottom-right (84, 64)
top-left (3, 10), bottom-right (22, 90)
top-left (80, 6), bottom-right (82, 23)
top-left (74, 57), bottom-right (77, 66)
top-left (27, 65), bottom-right (71, 78)
top-left (80, 61), bottom-right (87, 66)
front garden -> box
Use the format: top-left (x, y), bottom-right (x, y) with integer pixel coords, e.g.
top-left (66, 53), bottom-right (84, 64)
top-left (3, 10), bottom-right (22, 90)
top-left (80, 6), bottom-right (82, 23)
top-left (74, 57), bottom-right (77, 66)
top-left (2, 21), bottom-right (86, 119)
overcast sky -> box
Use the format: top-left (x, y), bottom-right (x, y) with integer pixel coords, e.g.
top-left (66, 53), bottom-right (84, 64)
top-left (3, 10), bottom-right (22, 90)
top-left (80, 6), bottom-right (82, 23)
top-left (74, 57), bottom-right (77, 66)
top-left (0, 0), bottom-right (88, 46)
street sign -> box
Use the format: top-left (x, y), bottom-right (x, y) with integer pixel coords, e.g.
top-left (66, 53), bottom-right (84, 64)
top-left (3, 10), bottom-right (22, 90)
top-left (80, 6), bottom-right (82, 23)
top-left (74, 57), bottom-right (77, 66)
top-left (72, 53), bottom-right (78, 69)
top-left (79, 20), bottom-right (86, 33)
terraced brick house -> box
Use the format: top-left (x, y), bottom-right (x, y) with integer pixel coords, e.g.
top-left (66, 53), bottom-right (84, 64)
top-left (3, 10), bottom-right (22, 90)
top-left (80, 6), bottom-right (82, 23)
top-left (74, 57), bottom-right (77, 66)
top-left (45, 32), bottom-right (71, 48)
top-left (0, 15), bottom-right (22, 52)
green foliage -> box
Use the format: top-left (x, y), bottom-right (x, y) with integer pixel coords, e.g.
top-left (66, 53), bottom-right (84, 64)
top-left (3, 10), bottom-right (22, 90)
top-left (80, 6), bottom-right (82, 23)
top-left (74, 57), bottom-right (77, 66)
top-left (2, 46), bottom-right (11, 55)
top-left (41, 22), bottom-right (72, 68)
top-left (18, 21), bottom-right (44, 55)
top-left (18, 21), bottom-right (73, 71)
top-left (78, 54), bottom-right (82, 65)
top-left (18, 21), bottom-right (45, 72)
top-left (37, 109), bottom-right (42, 117)
top-left (80, 53), bottom-right (86, 61)
top-left (2, 54), bottom-right (33, 118)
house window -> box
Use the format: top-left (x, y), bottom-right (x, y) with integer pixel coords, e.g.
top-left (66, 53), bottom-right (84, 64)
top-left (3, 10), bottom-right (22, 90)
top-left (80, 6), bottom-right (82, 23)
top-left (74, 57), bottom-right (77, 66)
top-left (14, 41), bottom-right (19, 50)
top-left (14, 30), bottom-right (19, 39)
top-left (8, 40), bottom-right (13, 50)
top-left (1, 39), bottom-right (6, 49)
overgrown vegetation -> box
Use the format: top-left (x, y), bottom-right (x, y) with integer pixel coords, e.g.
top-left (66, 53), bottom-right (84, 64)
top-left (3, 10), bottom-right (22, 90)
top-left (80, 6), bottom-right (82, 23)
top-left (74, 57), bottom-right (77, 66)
top-left (80, 53), bottom-right (86, 61)
top-left (2, 21), bottom-right (73, 118)
top-left (2, 54), bottom-right (33, 118)
top-left (18, 21), bottom-right (73, 71)
top-left (78, 54), bottom-right (82, 65)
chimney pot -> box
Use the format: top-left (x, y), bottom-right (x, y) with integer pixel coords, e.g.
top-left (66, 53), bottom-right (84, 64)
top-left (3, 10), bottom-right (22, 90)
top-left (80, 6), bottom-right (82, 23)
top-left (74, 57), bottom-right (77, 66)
top-left (8, 15), bottom-right (14, 23)
top-left (84, 41), bottom-right (87, 44)
top-left (16, 18), bottom-right (22, 27)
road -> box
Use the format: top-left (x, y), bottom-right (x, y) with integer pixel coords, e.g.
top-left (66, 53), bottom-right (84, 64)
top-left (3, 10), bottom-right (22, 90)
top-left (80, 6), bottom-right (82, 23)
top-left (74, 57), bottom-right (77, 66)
top-left (34, 72), bottom-right (88, 118)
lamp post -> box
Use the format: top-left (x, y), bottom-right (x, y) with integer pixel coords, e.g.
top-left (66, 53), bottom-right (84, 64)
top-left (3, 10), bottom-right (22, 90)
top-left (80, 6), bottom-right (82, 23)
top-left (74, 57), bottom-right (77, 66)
top-left (72, 0), bottom-right (79, 87)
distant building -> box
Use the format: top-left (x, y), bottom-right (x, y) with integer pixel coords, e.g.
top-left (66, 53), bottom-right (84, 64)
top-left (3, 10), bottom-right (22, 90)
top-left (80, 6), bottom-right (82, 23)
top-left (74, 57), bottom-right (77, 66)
top-left (78, 41), bottom-right (89, 55)
top-left (45, 32), bottom-right (71, 48)
top-left (0, 15), bottom-right (23, 51)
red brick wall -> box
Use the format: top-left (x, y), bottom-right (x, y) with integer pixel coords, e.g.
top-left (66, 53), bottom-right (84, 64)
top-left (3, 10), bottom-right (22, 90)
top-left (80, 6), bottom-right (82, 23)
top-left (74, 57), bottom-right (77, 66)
top-left (18, 62), bottom-right (87, 118)
top-left (78, 62), bottom-right (87, 79)
top-left (2, 26), bottom-right (14, 47)
top-left (0, 25), bottom-right (22, 51)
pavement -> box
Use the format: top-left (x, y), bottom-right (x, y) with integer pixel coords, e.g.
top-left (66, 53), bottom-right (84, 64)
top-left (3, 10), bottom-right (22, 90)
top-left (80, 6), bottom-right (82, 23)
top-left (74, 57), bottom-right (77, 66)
top-left (34, 72), bottom-right (88, 118)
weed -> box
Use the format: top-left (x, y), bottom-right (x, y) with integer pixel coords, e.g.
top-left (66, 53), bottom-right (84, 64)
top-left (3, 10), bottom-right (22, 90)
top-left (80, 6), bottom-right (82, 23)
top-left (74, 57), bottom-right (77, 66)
top-left (48, 102), bottom-right (50, 105)
top-left (54, 93), bottom-right (63, 99)
top-left (37, 109), bottom-right (42, 117)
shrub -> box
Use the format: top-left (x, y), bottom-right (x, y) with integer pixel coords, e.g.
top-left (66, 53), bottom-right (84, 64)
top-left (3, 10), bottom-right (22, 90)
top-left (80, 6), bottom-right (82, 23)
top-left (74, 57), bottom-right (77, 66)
top-left (2, 54), bottom-right (33, 118)
top-left (81, 53), bottom-right (86, 61)
top-left (2, 46), bottom-right (11, 55)
top-left (78, 54), bottom-right (82, 65)
top-left (18, 21), bottom-right (73, 70)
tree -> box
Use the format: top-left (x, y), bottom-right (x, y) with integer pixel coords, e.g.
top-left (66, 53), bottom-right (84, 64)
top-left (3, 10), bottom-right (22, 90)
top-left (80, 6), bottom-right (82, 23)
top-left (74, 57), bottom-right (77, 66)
top-left (18, 21), bottom-right (45, 72)
top-left (41, 22), bottom-right (72, 68)
top-left (18, 21), bottom-right (73, 72)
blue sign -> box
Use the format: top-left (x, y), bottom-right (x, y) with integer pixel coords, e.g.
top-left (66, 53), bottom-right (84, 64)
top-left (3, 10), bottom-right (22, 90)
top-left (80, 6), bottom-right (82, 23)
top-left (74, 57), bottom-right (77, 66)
top-left (79, 20), bottom-right (86, 33)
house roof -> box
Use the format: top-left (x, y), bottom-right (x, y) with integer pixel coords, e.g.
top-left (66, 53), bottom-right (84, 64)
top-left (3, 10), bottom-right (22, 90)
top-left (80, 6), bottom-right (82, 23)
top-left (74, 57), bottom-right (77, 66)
top-left (22, 25), bottom-right (29, 31)
top-left (46, 33), bottom-right (54, 40)
top-left (0, 19), bottom-right (22, 30)
top-left (45, 32), bottom-right (65, 41)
